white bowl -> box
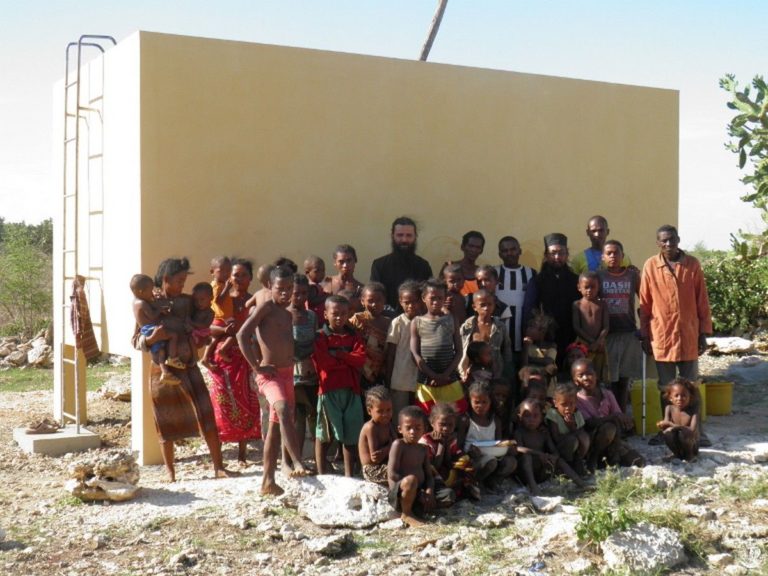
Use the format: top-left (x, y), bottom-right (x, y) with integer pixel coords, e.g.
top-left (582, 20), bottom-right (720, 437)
top-left (471, 440), bottom-right (508, 458)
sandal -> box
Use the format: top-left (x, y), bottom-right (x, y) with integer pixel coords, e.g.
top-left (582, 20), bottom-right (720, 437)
top-left (25, 418), bottom-right (61, 434)
top-left (165, 357), bottom-right (187, 370)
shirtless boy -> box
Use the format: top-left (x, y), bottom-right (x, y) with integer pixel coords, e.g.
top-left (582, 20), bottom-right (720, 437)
top-left (323, 244), bottom-right (364, 297)
top-left (358, 386), bottom-right (396, 485)
top-left (572, 271), bottom-right (609, 382)
top-left (237, 266), bottom-right (310, 495)
top-left (388, 406), bottom-right (435, 526)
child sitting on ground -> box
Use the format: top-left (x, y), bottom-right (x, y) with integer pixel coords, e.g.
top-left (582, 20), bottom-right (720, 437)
top-left (442, 263), bottom-right (468, 327)
top-left (202, 256), bottom-right (234, 367)
top-left (385, 281), bottom-right (422, 417)
top-left (130, 273), bottom-right (184, 384)
top-left (656, 377), bottom-right (701, 461)
top-left (313, 295), bottom-right (368, 477)
top-left (572, 358), bottom-right (644, 470)
top-left (459, 380), bottom-right (517, 490)
top-left (388, 406), bottom-right (436, 527)
top-left (350, 282), bottom-right (391, 391)
top-left (491, 378), bottom-right (514, 438)
top-left (190, 282), bottom-right (215, 362)
top-left (546, 382), bottom-right (590, 476)
top-left (359, 386), bottom-right (397, 485)
top-left (419, 402), bottom-right (480, 501)
top-left (572, 271), bottom-right (609, 383)
top-left (304, 255), bottom-right (329, 319)
top-left (514, 398), bottom-right (585, 494)
top-left (521, 311), bottom-right (559, 395)
top-left (411, 279), bottom-right (467, 415)
top-left (464, 340), bottom-right (494, 384)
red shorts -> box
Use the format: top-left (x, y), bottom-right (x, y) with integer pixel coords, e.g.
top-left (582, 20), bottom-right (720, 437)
top-left (256, 366), bottom-right (295, 423)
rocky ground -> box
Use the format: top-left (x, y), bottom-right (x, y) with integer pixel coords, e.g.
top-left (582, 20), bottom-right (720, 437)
top-left (1, 350), bottom-right (767, 576)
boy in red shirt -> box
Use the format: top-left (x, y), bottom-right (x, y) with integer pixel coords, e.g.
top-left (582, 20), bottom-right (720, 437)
top-left (313, 295), bottom-right (368, 476)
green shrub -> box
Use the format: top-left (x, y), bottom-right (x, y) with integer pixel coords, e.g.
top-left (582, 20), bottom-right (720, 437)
top-left (702, 255), bottom-right (768, 334)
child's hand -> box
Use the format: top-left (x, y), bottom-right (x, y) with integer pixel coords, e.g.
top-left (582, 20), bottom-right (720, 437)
top-left (523, 336), bottom-right (533, 345)
top-left (541, 453), bottom-right (557, 467)
top-left (656, 420), bottom-right (669, 430)
top-left (371, 448), bottom-right (388, 464)
top-left (432, 374), bottom-right (451, 387)
top-left (620, 414), bottom-right (634, 431)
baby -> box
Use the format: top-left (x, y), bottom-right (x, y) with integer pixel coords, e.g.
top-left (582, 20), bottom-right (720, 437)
top-left (359, 386), bottom-right (397, 485)
top-left (190, 282), bottom-right (215, 360)
top-left (130, 273), bottom-right (184, 384)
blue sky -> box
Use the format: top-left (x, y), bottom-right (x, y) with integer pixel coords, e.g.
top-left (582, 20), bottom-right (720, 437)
top-left (1, 0), bottom-right (765, 248)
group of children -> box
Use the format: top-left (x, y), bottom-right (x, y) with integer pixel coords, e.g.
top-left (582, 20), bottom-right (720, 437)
top-left (130, 235), bottom-right (703, 522)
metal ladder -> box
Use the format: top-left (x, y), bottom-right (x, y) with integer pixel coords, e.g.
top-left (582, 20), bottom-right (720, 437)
top-left (60, 35), bottom-right (115, 431)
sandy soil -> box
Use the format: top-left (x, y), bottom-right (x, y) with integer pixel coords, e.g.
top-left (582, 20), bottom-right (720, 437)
top-left (0, 354), bottom-right (767, 575)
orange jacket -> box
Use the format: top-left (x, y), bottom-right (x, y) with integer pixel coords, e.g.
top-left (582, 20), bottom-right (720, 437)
top-left (639, 252), bottom-right (712, 362)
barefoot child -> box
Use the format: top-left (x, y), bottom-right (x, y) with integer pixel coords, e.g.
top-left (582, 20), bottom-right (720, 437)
top-left (572, 358), bottom-right (644, 470)
top-left (572, 271), bottom-right (610, 383)
top-left (359, 386), bottom-right (397, 485)
top-left (385, 281), bottom-right (422, 417)
top-left (287, 274), bottom-right (318, 468)
top-left (203, 256), bottom-right (234, 367)
top-left (546, 382), bottom-right (590, 476)
top-left (514, 399), bottom-right (584, 494)
top-left (313, 295), bottom-right (368, 476)
top-left (459, 289), bottom-right (513, 380)
top-left (459, 380), bottom-right (517, 490)
top-left (324, 244), bottom-right (364, 297)
top-left (246, 264), bottom-right (275, 308)
top-left (411, 279), bottom-right (467, 415)
top-left (304, 255), bottom-right (329, 319)
top-left (657, 377), bottom-right (700, 461)
top-left (521, 311), bottom-right (559, 394)
top-left (237, 267), bottom-right (311, 495)
top-left (130, 274), bottom-right (184, 384)
top-left (388, 406), bottom-right (435, 526)
top-left (350, 282), bottom-right (391, 391)
top-left (420, 402), bottom-right (480, 501)
top-left (599, 240), bottom-right (642, 412)
top-left (442, 263), bottom-right (467, 327)
top-left (190, 282), bottom-right (215, 361)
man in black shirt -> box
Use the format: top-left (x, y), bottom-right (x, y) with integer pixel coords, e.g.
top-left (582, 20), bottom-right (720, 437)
top-left (370, 216), bottom-right (433, 312)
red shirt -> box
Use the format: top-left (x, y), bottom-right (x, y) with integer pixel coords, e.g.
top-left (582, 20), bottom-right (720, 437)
top-left (312, 325), bottom-right (367, 395)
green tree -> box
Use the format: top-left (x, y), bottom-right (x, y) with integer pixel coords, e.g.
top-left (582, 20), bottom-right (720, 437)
top-left (0, 224), bottom-right (52, 337)
top-left (720, 74), bottom-right (768, 256)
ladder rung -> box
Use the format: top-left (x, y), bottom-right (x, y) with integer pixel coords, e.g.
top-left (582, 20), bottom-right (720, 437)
top-left (78, 105), bottom-right (100, 113)
top-left (89, 210), bottom-right (103, 215)
top-left (62, 249), bottom-right (76, 254)
top-left (61, 359), bottom-right (77, 366)
top-left (89, 96), bottom-right (104, 104)
top-left (63, 194), bottom-right (76, 200)
top-left (64, 136), bottom-right (77, 144)
top-left (89, 266), bottom-right (103, 271)
top-left (88, 153), bottom-right (103, 160)
top-left (66, 80), bottom-right (78, 89)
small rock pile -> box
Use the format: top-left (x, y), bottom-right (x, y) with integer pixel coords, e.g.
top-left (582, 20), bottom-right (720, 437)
top-left (65, 449), bottom-right (140, 502)
top-left (0, 329), bottom-right (54, 369)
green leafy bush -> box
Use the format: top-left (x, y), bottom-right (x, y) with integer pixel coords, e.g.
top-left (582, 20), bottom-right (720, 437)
top-left (702, 254), bottom-right (768, 334)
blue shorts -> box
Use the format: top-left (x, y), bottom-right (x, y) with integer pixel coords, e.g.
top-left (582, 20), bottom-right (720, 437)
top-left (140, 324), bottom-right (164, 354)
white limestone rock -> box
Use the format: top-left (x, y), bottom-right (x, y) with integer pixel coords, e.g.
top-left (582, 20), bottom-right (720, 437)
top-left (475, 512), bottom-right (510, 527)
top-left (66, 449), bottom-right (140, 502)
top-left (27, 339), bottom-right (53, 368)
top-left (706, 337), bottom-right (754, 355)
top-left (304, 532), bottom-right (353, 555)
top-left (4, 350), bottom-right (27, 367)
top-left (601, 522), bottom-right (686, 573)
top-left (289, 475), bottom-right (395, 528)
top-left (99, 374), bottom-right (132, 401)
top-left (530, 495), bottom-right (563, 513)
top-left (708, 552), bottom-right (734, 567)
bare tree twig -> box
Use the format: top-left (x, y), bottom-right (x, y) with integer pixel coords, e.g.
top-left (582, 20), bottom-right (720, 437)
top-left (419, 0), bottom-right (449, 61)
